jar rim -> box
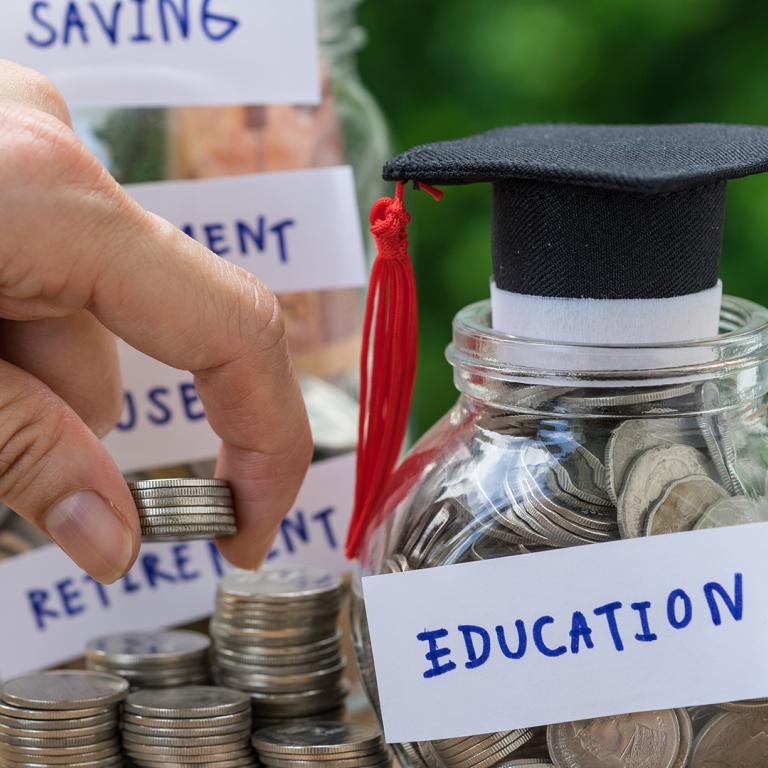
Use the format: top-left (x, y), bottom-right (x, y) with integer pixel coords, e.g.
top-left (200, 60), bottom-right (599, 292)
top-left (447, 295), bottom-right (768, 387)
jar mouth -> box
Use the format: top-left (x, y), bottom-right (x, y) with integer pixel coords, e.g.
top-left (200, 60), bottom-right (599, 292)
top-left (447, 295), bottom-right (768, 388)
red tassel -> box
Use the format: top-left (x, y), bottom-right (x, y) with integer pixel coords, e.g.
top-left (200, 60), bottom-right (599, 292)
top-left (345, 181), bottom-right (441, 559)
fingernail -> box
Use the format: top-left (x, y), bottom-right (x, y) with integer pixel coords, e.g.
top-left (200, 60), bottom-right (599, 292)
top-left (46, 491), bottom-right (135, 584)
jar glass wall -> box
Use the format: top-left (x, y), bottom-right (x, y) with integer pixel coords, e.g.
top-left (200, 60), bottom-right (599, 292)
top-left (65, 0), bottom-right (387, 482)
top-left (352, 295), bottom-right (768, 767)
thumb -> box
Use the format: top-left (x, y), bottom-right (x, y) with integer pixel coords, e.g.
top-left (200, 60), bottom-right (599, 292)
top-left (0, 358), bottom-right (139, 582)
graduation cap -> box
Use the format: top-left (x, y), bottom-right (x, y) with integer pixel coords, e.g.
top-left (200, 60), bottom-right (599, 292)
top-left (345, 123), bottom-right (768, 557)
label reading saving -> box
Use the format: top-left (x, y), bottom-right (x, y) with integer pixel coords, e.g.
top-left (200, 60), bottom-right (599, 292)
top-left (362, 523), bottom-right (768, 743)
top-left (0, 0), bottom-right (320, 107)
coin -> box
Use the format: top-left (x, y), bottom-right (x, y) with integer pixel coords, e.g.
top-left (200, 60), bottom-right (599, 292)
top-left (644, 476), bottom-right (728, 535)
top-left (618, 445), bottom-right (711, 538)
top-left (128, 478), bottom-right (230, 489)
top-left (694, 497), bottom-right (768, 529)
top-left (132, 486), bottom-right (233, 499)
top-left (135, 496), bottom-right (235, 507)
top-left (125, 686), bottom-right (250, 718)
top-left (671, 709), bottom-right (693, 768)
top-left (253, 723), bottom-right (384, 756)
top-left (547, 710), bottom-right (680, 768)
top-left (690, 711), bottom-right (768, 766)
top-left (218, 569), bottom-right (343, 602)
top-left (605, 418), bottom-right (695, 503)
top-left (1, 671), bottom-right (128, 710)
top-left (85, 630), bottom-right (210, 667)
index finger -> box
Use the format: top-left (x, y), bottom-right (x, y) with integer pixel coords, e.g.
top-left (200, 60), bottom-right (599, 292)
top-left (98, 210), bottom-right (314, 567)
top-left (1, 109), bottom-right (312, 568)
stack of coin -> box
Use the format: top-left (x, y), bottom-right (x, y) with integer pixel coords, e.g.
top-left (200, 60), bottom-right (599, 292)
top-left (253, 722), bottom-right (390, 768)
top-left (85, 630), bottom-right (211, 689)
top-left (122, 685), bottom-right (257, 766)
top-left (0, 670), bottom-right (128, 766)
top-left (211, 568), bottom-right (348, 723)
top-left (128, 478), bottom-right (237, 540)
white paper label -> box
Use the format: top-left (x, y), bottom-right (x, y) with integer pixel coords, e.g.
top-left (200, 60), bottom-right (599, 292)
top-left (363, 524), bottom-right (768, 742)
top-left (105, 167), bottom-right (365, 473)
top-left (0, 452), bottom-right (354, 678)
top-left (0, 0), bottom-right (320, 107)
top-left (125, 168), bottom-right (367, 297)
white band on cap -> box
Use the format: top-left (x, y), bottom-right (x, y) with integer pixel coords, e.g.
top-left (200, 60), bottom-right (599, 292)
top-left (490, 280), bottom-right (723, 344)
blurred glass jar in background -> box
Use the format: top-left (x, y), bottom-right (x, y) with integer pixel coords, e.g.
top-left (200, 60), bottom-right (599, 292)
top-left (54, 0), bottom-right (389, 496)
top-left (351, 296), bottom-right (768, 767)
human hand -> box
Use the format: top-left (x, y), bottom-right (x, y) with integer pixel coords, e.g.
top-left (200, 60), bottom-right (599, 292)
top-left (0, 60), bottom-right (313, 583)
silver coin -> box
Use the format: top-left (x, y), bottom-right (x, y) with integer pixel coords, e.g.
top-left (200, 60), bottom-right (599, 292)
top-left (218, 569), bottom-right (343, 602)
top-left (140, 514), bottom-right (236, 528)
top-left (618, 445), bottom-right (711, 538)
top-left (135, 496), bottom-right (235, 509)
top-left (142, 525), bottom-right (237, 539)
top-left (138, 506), bottom-right (236, 517)
top-left (132, 486), bottom-right (233, 499)
top-left (561, 385), bottom-right (694, 409)
top-left (694, 496), bottom-right (768, 529)
top-left (85, 630), bottom-right (210, 667)
top-left (0, 702), bottom-right (112, 721)
top-left (690, 710), bottom-right (768, 766)
top-left (547, 710), bottom-right (680, 768)
top-left (1, 671), bottom-right (128, 710)
top-left (0, 720), bottom-right (116, 739)
top-left (606, 417), bottom-right (695, 503)
top-left (671, 708), bottom-right (693, 768)
top-left (125, 686), bottom-right (250, 718)
top-left (644, 476), bottom-right (728, 535)
top-left (128, 478), bottom-right (231, 490)
top-left (122, 711), bottom-right (250, 731)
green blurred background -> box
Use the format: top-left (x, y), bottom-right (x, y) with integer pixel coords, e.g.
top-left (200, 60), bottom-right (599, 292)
top-left (357, 0), bottom-right (768, 438)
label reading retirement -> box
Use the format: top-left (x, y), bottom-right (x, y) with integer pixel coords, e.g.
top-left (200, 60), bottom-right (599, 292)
top-left (0, 453), bottom-right (354, 677)
top-left (362, 523), bottom-right (768, 742)
top-left (0, 0), bottom-right (320, 107)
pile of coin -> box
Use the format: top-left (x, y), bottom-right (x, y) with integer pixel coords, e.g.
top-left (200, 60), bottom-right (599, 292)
top-left (360, 381), bottom-right (768, 767)
top-left (121, 685), bottom-right (257, 766)
top-left (85, 630), bottom-right (211, 689)
top-left (128, 478), bottom-right (237, 540)
top-left (253, 722), bottom-right (390, 768)
top-left (211, 568), bottom-right (348, 724)
top-left (0, 670), bottom-right (128, 766)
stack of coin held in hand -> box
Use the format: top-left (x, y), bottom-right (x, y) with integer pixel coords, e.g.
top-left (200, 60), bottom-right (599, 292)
top-left (128, 478), bottom-right (236, 540)
top-left (85, 630), bottom-right (211, 689)
top-left (211, 568), bottom-right (348, 724)
top-left (121, 685), bottom-right (257, 767)
top-left (253, 722), bottom-right (391, 768)
top-left (0, 670), bottom-right (128, 767)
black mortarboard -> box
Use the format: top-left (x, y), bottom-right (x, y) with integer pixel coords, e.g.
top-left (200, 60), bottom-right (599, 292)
top-left (384, 123), bottom-right (768, 305)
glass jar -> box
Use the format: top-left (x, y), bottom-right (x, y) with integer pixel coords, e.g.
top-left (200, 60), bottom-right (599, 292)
top-left (352, 295), bottom-right (768, 767)
top-left (62, 0), bottom-right (387, 485)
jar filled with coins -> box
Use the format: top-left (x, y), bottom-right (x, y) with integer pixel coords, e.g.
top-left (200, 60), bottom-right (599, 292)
top-left (348, 123), bottom-right (768, 768)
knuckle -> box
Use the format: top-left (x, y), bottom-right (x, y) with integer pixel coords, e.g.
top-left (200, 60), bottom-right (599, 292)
top-left (0, 60), bottom-right (71, 124)
top-left (0, 385), bottom-right (64, 507)
top-left (245, 278), bottom-right (287, 352)
top-left (1, 106), bottom-right (89, 186)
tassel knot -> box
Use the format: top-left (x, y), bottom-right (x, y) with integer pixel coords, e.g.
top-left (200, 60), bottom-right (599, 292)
top-left (346, 181), bottom-right (441, 559)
